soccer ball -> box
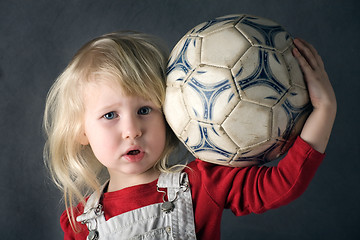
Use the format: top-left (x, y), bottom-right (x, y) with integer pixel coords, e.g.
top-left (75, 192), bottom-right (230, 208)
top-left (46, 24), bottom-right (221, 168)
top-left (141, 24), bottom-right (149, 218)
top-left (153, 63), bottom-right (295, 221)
top-left (164, 14), bottom-right (311, 167)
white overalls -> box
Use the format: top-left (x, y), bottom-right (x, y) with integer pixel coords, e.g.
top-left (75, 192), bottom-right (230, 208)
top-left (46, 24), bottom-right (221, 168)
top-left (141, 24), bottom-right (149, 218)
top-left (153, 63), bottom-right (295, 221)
top-left (76, 172), bottom-right (197, 240)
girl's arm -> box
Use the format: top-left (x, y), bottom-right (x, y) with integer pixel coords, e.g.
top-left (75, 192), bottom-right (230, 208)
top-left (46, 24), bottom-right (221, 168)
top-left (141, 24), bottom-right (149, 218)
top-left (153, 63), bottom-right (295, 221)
top-left (293, 38), bottom-right (337, 153)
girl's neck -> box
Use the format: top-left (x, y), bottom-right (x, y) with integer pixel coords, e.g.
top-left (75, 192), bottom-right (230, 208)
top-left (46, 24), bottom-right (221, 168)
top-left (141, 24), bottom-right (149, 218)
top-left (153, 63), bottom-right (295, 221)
top-left (106, 169), bottom-right (161, 192)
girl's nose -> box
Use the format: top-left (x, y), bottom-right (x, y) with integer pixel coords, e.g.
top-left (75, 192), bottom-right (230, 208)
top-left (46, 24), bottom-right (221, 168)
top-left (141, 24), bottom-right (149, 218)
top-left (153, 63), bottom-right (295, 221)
top-left (121, 115), bottom-right (142, 139)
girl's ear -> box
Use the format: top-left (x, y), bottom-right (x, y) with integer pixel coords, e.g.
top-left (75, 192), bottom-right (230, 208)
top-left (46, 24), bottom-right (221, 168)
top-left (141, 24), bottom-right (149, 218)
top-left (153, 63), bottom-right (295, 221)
top-left (78, 132), bottom-right (89, 145)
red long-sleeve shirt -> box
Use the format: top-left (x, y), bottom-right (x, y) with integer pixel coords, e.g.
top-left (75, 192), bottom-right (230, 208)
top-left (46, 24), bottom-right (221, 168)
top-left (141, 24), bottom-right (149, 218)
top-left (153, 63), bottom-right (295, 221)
top-left (60, 137), bottom-right (325, 239)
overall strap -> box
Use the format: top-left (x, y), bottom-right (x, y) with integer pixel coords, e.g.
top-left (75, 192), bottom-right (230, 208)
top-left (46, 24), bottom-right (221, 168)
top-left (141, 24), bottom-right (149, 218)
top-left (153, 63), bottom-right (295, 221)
top-left (157, 171), bottom-right (183, 188)
top-left (157, 171), bottom-right (183, 201)
top-left (157, 171), bottom-right (197, 240)
top-left (76, 182), bottom-right (108, 240)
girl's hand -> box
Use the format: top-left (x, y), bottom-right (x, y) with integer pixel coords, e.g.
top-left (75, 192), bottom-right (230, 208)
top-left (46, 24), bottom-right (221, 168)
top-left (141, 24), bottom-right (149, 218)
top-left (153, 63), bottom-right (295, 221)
top-left (293, 38), bottom-right (336, 110)
top-left (293, 38), bottom-right (337, 153)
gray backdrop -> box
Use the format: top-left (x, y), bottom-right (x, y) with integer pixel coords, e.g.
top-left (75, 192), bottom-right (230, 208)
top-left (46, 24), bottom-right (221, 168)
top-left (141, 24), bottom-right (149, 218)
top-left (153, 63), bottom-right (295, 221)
top-left (1, 0), bottom-right (359, 239)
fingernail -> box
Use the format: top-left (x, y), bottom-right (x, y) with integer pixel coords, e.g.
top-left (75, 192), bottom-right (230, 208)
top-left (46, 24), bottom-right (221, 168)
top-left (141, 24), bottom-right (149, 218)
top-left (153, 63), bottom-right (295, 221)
top-left (293, 48), bottom-right (300, 56)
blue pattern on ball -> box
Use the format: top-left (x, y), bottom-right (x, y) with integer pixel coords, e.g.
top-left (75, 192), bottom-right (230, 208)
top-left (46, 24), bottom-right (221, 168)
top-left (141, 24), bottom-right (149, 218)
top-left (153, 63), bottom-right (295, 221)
top-left (241, 17), bottom-right (290, 48)
top-left (188, 76), bottom-right (232, 121)
top-left (237, 49), bottom-right (287, 98)
top-left (186, 124), bottom-right (233, 162)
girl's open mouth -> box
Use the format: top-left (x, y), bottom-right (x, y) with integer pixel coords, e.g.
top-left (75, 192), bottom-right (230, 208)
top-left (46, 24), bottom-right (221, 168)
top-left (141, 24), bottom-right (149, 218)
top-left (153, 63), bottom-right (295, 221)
top-left (123, 148), bottom-right (144, 162)
top-left (127, 150), bottom-right (140, 155)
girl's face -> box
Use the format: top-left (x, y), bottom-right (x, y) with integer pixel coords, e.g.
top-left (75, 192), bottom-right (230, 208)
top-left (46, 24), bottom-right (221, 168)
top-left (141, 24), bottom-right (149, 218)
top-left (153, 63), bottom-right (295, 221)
top-left (80, 81), bottom-right (166, 188)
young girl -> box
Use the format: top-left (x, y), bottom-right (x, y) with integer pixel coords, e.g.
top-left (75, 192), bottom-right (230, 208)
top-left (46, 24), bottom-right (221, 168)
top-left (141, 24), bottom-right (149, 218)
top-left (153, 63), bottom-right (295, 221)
top-left (43, 31), bottom-right (336, 240)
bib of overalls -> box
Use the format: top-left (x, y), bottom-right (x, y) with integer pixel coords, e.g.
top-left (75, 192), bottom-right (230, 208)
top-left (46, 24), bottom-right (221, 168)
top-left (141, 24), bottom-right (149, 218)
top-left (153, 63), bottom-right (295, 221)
top-left (76, 172), bottom-right (197, 240)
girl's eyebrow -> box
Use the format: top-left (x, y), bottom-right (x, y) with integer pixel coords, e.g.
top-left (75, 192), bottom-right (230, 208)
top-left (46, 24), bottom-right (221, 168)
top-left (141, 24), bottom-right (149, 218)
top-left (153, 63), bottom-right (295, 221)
top-left (93, 102), bottom-right (123, 114)
top-left (89, 96), bottom-right (157, 113)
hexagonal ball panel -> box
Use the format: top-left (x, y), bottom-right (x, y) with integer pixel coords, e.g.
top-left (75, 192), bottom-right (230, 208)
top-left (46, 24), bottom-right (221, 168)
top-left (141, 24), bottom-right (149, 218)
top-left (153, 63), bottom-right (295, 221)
top-left (164, 86), bottom-right (190, 137)
top-left (180, 120), bottom-right (238, 165)
top-left (272, 87), bottom-right (311, 142)
top-left (236, 15), bottom-right (293, 52)
top-left (271, 99), bottom-right (289, 140)
top-left (285, 85), bottom-right (310, 109)
top-left (201, 27), bottom-right (251, 68)
top-left (232, 46), bottom-right (291, 107)
top-left (166, 36), bottom-right (201, 88)
top-left (188, 14), bottom-right (243, 38)
top-left (222, 100), bottom-right (272, 149)
top-left (231, 138), bottom-right (283, 165)
top-left (182, 65), bottom-right (240, 124)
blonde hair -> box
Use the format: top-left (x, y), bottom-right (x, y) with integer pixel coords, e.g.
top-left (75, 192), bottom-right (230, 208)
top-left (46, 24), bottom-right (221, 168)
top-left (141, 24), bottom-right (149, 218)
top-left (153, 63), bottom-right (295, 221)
top-left (43, 31), bottom-right (179, 230)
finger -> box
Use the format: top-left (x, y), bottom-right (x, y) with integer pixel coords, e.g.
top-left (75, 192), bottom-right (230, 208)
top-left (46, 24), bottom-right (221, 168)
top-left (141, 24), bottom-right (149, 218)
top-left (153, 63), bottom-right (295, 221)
top-left (292, 47), bottom-right (314, 79)
top-left (293, 38), bottom-right (319, 70)
top-left (297, 38), bottom-right (325, 69)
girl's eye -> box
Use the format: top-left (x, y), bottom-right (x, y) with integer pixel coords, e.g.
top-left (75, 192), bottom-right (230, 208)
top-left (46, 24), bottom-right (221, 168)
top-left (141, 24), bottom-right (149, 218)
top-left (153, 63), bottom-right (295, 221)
top-left (138, 106), bottom-right (152, 115)
top-left (103, 112), bottom-right (117, 120)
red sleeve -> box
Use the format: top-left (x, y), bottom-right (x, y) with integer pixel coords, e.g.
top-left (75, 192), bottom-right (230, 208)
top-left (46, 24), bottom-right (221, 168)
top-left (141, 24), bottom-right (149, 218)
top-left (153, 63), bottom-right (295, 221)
top-left (187, 136), bottom-right (325, 216)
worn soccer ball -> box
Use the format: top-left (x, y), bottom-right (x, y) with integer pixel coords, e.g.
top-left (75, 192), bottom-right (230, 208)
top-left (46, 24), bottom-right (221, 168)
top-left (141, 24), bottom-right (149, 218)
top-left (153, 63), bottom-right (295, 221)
top-left (164, 14), bottom-right (311, 167)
